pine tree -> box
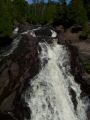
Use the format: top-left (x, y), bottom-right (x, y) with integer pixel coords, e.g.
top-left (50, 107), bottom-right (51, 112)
top-left (0, 0), bottom-right (13, 37)
top-left (54, 0), bottom-right (69, 26)
top-left (69, 0), bottom-right (88, 26)
top-left (13, 0), bottom-right (28, 22)
top-left (83, 0), bottom-right (90, 20)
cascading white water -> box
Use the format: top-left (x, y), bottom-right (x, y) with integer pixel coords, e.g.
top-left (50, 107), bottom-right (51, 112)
top-left (24, 38), bottom-right (88, 120)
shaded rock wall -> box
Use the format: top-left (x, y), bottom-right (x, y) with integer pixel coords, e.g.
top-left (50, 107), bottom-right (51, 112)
top-left (0, 28), bottom-right (40, 119)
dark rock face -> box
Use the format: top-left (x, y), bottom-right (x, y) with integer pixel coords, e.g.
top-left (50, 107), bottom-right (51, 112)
top-left (0, 27), bottom-right (41, 119)
top-left (35, 27), bottom-right (52, 37)
top-left (0, 112), bottom-right (15, 120)
top-left (67, 44), bottom-right (90, 97)
top-left (0, 36), bottom-right (13, 47)
top-left (67, 44), bottom-right (90, 120)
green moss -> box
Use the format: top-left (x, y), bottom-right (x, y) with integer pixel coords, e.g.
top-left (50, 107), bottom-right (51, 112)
top-left (83, 61), bottom-right (90, 73)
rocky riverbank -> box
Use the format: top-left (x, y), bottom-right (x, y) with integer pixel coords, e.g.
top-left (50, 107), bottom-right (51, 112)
top-left (56, 25), bottom-right (90, 83)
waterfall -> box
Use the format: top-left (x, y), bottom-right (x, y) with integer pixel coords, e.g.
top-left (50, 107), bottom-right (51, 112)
top-left (23, 32), bottom-right (88, 120)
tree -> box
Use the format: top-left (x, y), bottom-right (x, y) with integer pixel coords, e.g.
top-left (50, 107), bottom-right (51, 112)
top-left (54, 0), bottom-right (69, 26)
top-left (69, 0), bottom-right (88, 26)
top-left (83, 0), bottom-right (90, 20)
top-left (13, 0), bottom-right (29, 22)
top-left (0, 0), bottom-right (14, 37)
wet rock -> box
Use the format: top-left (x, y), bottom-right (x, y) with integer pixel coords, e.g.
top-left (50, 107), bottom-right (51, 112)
top-left (0, 26), bottom-right (40, 118)
top-left (0, 112), bottom-right (15, 120)
top-left (9, 63), bottom-right (19, 78)
top-left (0, 68), bottom-right (9, 95)
top-left (67, 44), bottom-right (90, 97)
top-left (35, 27), bottom-right (52, 37)
top-left (57, 32), bottom-right (66, 44)
top-left (69, 88), bottom-right (77, 111)
top-left (0, 91), bottom-right (16, 112)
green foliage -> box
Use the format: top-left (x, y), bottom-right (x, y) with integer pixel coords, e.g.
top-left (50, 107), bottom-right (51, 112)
top-left (13, 0), bottom-right (29, 22)
top-left (0, 13), bottom-right (13, 37)
top-left (83, 0), bottom-right (90, 20)
top-left (0, 0), bottom-right (14, 37)
top-left (0, 0), bottom-right (29, 37)
top-left (27, 3), bottom-right (57, 24)
top-left (54, 0), bottom-right (69, 25)
top-left (79, 22), bottom-right (90, 40)
top-left (83, 61), bottom-right (90, 73)
top-left (79, 31), bottom-right (88, 40)
top-left (0, 0), bottom-right (90, 38)
top-left (69, 0), bottom-right (88, 26)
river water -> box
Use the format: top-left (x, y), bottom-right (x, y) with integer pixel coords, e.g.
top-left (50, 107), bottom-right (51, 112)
top-left (24, 32), bottom-right (88, 120)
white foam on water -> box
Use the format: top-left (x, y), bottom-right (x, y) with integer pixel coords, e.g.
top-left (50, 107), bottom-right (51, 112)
top-left (30, 27), bottom-right (41, 37)
top-left (21, 30), bottom-right (29, 35)
top-left (24, 40), bottom-right (88, 120)
top-left (13, 27), bottom-right (19, 34)
top-left (30, 31), bottom-right (36, 37)
top-left (51, 30), bottom-right (57, 37)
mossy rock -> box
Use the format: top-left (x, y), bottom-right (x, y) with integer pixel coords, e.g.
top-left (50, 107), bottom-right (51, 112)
top-left (83, 61), bottom-right (90, 73)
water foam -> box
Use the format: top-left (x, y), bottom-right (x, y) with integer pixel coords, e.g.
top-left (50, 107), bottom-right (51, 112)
top-left (24, 38), bottom-right (88, 120)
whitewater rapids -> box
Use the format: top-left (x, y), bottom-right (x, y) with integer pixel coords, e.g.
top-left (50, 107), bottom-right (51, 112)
top-left (24, 39), bottom-right (88, 120)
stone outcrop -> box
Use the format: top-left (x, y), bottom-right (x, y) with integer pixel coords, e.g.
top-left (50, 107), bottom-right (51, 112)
top-left (0, 26), bottom-right (40, 119)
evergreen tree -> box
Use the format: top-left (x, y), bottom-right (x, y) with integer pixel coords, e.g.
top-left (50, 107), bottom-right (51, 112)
top-left (54, 0), bottom-right (69, 26)
top-left (83, 0), bottom-right (90, 20)
top-left (13, 0), bottom-right (29, 22)
top-left (69, 0), bottom-right (88, 26)
top-left (0, 0), bottom-right (13, 37)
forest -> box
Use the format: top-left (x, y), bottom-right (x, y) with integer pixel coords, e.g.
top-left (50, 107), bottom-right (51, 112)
top-left (0, 0), bottom-right (90, 38)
